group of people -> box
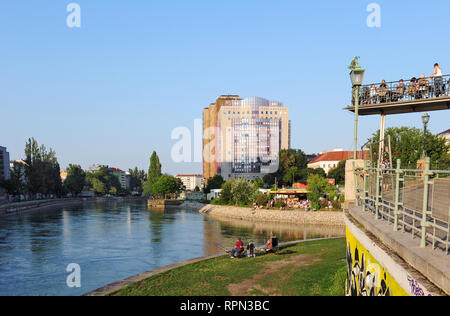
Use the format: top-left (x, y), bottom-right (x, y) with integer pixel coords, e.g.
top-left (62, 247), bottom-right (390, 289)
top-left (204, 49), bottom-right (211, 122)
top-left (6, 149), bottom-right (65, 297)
top-left (252, 198), bottom-right (313, 211)
top-left (230, 237), bottom-right (277, 258)
top-left (362, 63), bottom-right (447, 105)
top-left (285, 199), bottom-right (312, 211)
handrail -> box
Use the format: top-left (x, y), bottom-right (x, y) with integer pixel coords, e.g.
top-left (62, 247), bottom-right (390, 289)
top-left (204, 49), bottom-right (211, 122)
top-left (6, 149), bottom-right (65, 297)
top-left (357, 74), bottom-right (450, 105)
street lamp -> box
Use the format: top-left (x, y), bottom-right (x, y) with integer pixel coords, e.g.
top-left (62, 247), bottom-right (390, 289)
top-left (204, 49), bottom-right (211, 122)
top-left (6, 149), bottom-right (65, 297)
top-left (422, 113), bottom-right (430, 157)
top-left (349, 57), bottom-right (366, 160)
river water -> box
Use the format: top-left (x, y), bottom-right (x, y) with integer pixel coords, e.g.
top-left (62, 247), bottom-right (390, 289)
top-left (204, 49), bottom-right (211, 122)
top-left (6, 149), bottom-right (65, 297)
top-left (0, 200), bottom-right (345, 296)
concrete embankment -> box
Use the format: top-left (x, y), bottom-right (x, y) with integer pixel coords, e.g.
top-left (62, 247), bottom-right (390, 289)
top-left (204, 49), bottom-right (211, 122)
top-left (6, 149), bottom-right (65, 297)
top-left (198, 204), bottom-right (345, 226)
top-left (0, 197), bottom-right (146, 217)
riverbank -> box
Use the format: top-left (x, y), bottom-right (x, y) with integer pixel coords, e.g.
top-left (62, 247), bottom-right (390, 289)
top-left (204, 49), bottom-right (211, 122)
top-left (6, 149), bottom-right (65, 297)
top-left (102, 238), bottom-right (346, 296)
top-left (198, 204), bottom-right (345, 226)
top-left (0, 196), bottom-right (146, 217)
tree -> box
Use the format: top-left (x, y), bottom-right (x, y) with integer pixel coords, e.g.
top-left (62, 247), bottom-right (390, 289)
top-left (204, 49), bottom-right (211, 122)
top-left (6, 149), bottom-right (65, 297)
top-left (368, 127), bottom-right (450, 169)
top-left (144, 151), bottom-right (162, 195)
top-left (253, 178), bottom-right (265, 189)
top-left (264, 149), bottom-right (308, 186)
top-left (219, 178), bottom-right (258, 206)
top-left (84, 166), bottom-right (122, 196)
top-left (204, 174), bottom-right (224, 193)
top-left (64, 164), bottom-right (86, 196)
top-left (307, 174), bottom-right (337, 210)
top-left (128, 167), bottom-right (146, 194)
top-left (24, 138), bottom-right (62, 197)
top-left (151, 174), bottom-right (179, 196)
top-left (327, 160), bottom-right (346, 186)
top-left (0, 161), bottom-right (26, 196)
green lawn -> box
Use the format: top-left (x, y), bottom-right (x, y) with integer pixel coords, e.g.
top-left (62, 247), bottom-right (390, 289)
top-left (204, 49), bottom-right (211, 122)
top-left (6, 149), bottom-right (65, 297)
top-left (111, 238), bottom-right (347, 296)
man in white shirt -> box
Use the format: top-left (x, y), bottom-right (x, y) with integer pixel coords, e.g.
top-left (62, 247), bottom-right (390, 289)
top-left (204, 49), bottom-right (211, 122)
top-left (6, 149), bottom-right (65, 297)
top-left (430, 63), bottom-right (444, 97)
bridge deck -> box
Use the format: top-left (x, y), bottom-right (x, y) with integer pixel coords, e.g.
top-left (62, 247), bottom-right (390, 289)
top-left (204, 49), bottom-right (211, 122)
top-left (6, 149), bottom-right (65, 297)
top-left (344, 96), bottom-right (450, 116)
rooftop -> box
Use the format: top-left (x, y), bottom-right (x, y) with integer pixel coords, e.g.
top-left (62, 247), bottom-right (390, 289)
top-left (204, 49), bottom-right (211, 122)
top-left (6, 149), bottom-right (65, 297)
top-left (308, 150), bottom-right (362, 164)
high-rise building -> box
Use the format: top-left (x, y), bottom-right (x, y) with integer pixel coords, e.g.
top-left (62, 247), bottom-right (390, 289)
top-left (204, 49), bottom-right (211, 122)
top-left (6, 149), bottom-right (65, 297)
top-left (203, 96), bottom-right (290, 181)
top-left (203, 95), bottom-right (241, 181)
top-left (0, 146), bottom-right (10, 198)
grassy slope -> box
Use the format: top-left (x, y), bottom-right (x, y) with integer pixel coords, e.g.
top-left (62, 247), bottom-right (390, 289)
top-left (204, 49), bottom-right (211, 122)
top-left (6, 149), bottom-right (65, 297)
top-left (111, 238), bottom-right (346, 296)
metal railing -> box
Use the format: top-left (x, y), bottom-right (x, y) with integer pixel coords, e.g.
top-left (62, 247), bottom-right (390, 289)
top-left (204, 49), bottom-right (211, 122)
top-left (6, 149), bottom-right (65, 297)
top-left (357, 74), bottom-right (450, 105)
top-left (353, 158), bottom-right (449, 254)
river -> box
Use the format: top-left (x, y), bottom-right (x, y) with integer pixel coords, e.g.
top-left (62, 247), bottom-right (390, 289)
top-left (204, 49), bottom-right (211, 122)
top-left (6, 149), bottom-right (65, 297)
top-left (0, 200), bottom-right (344, 296)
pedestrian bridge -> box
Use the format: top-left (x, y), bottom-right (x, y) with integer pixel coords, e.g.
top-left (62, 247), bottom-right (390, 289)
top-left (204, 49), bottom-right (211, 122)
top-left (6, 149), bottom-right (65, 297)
top-left (344, 75), bottom-right (450, 116)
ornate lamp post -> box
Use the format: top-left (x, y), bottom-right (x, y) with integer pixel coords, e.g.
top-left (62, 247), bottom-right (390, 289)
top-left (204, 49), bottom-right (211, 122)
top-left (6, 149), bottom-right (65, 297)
top-left (422, 113), bottom-right (430, 157)
top-left (349, 57), bottom-right (366, 160)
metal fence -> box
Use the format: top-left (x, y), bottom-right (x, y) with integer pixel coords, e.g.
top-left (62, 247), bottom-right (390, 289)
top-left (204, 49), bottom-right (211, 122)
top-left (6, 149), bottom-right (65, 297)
top-left (354, 158), bottom-right (449, 254)
top-left (358, 74), bottom-right (450, 105)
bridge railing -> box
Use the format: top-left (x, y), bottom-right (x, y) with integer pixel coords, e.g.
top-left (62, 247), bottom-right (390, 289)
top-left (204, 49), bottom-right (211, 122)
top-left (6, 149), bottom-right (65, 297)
top-left (357, 74), bottom-right (450, 105)
top-left (354, 158), bottom-right (449, 254)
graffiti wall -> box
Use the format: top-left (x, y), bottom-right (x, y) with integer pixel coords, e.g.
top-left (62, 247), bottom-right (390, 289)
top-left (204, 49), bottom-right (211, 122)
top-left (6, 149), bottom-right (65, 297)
top-left (346, 227), bottom-right (409, 296)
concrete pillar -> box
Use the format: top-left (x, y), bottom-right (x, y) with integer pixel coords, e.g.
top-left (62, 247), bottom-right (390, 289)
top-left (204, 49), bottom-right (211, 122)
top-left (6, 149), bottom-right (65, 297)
top-left (345, 159), bottom-right (365, 207)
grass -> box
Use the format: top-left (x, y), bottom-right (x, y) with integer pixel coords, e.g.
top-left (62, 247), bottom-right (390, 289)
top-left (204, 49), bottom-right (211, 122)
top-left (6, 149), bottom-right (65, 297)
top-left (110, 238), bottom-right (347, 296)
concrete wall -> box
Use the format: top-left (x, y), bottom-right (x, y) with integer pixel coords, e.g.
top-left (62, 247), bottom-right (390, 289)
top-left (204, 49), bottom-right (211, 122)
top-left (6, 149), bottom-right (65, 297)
top-left (345, 211), bottom-right (445, 296)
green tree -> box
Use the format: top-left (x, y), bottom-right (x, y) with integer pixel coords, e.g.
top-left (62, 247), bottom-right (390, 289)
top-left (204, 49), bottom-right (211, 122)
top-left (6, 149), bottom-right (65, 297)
top-left (204, 174), bottom-right (224, 193)
top-left (369, 127), bottom-right (450, 169)
top-left (128, 167), bottom-right (146, 194)
top-left (307, 174), bottom-right (337, 210)
top-left (152, 174), bottom-right (179, 196)
top-left (264, 149), bottom-right (308, 186)
top-left (0, 161), bottom-right (26, 196)
top-left (327, 160), bottom-right (346, 186)
top-left (64, 164), bottom-right (86, 196)
top-left (253, 177), bottom-right (265, 189)
top-left (24, 138), bottom-right (62, 197)
top-left (144, 151), bottom-right (162, 195)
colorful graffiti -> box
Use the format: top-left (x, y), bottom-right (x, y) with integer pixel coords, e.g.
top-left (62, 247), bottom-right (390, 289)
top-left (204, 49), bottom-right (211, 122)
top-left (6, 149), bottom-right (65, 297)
top-left (346, 228), bottom-right (409, 296)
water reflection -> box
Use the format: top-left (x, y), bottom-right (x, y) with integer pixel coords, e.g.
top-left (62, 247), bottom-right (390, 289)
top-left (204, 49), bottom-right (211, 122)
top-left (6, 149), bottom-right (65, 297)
top-left (0, 201), bottom-right (344, 296)
top-left (202, 217), bottom-right (345, 256)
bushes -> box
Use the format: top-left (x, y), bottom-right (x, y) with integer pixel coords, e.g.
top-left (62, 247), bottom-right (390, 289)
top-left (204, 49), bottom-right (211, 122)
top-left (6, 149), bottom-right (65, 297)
top-left (256, 193), bottom-right (269, 207)
top-left (217, 178), bottom-right (259, 207)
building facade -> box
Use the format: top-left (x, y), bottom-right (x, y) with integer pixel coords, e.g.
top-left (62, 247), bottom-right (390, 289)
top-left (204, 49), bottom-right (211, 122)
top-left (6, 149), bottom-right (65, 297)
top-left (0, 146), bottom-right (10, 198)
top-left (438, 128), bottom-right (450, 147)
top-left (307, 149), bottom-right (362, 174)
top-left (176, 174), bottom-right (204, 191)
top-left (203, 96), bottom-right (290, 181)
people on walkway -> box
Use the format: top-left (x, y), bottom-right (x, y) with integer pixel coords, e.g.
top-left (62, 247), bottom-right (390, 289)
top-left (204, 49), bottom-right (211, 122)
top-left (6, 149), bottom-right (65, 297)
top-left (362, 63), bottom-right (446, 104)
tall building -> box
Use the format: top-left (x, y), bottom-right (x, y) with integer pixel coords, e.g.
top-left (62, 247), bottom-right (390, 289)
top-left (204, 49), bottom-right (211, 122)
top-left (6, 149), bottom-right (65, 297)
top-left (203, 95), bottom-right (241, 181)
top-left (0, 146), bottom-right (10, 182)
top-left (203, 96), bottom-right (290, 181)
top-left (0, 146), bottom-right (10, 198)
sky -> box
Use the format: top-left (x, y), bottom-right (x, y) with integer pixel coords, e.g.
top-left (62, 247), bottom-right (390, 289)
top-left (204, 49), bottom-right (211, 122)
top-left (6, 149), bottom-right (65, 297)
top-left (1, 0), bottom-right (449, 175)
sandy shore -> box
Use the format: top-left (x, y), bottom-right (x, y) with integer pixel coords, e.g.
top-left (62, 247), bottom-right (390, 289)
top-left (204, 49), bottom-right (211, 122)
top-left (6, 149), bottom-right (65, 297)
top-left (198, 204), bottom-right (345, 226)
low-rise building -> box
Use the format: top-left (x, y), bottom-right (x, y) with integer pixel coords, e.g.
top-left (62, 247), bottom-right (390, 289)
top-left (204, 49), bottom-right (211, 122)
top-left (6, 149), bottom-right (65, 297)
top-left (438, 128), bottom-right (450, 146)
top-left (307, 148), bottom-right (362, 175)
top-left (175, 174), bottom-right (204, 191)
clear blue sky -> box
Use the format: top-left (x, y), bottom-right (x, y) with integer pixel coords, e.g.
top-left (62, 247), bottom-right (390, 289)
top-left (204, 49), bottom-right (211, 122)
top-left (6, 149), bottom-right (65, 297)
top-left (1, 0), bottom-right (449, 174)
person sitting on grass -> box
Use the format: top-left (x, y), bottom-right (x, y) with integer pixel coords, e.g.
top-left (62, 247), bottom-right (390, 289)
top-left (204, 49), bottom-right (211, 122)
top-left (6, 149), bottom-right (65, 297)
top-left (230, 238), bottom-right (244, 258)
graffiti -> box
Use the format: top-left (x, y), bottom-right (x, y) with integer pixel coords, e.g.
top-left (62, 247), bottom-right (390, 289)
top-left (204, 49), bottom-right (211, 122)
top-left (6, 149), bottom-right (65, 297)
top-left (346, 228), bottom-right (408, 296)
top-left (346, 243), bottom-right (391, 296)
top-left (408, 277), bottom-right (432, 297)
